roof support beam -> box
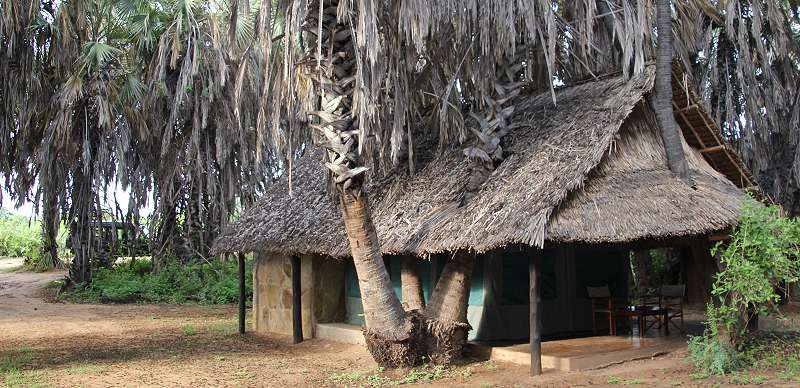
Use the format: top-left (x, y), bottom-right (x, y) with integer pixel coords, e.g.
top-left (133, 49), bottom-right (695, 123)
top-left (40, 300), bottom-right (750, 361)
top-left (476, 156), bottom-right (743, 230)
top-left (672, 101), bottom-right (707, 148)
top-left (692, 110), bottom-right (754, 188)
top-left (699, 145), bottom-right (727, 154)
top-left (291, 255), bottom-right (304, 344)
top-left (238, 252), bottom-right (246, 335)
top-left (530, 252), bottom-right (542, 376)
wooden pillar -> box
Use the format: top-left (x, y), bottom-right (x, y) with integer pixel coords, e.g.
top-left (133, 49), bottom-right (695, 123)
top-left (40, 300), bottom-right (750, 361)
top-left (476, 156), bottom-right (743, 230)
top-left (529, 254), bottom-right (542, 376)
top-left (238, 252), bottom-right (246, 335)
top-left (291, 255), bottom-right (303, 344)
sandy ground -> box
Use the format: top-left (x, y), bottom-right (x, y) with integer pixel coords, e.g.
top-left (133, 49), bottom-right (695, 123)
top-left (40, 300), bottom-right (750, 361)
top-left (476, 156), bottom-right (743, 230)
top-left (0, 258), bottom-right (795, 387)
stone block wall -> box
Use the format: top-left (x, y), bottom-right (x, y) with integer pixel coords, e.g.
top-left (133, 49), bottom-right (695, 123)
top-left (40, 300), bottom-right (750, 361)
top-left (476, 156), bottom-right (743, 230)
top-left (252, 253), bottom-right (315, 338)
top-left (252, 252), bottom-right (346, 339)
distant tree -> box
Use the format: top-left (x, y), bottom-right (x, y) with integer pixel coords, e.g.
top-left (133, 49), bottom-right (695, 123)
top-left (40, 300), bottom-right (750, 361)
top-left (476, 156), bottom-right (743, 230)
top-left (0, 0), bottom-right (276, 280)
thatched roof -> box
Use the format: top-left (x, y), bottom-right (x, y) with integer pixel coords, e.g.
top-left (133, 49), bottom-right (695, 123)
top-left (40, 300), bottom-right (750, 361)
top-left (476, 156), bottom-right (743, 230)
top-left (212, 67), bottom-right (748, 257)
top-left (547, 106), bottom-right (744, 243)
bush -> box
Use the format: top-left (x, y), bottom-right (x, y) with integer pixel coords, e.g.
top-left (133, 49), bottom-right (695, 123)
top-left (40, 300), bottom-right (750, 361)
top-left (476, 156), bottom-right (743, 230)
top-left (689, 197), bottom-right (800, 375)
top-left (709, 199), bottom-right (800, 346)
top-left (61, 258), bottom-right (253, 305)
top-left (688, 321), bottom-right (741, 375)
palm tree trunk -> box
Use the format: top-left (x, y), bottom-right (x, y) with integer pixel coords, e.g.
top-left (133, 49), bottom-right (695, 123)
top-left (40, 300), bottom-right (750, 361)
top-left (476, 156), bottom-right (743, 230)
top-left (40, 186), bottom-right (63, 269)
top-left (401, 256), bottom-right (426, 311)
top-left (340, 193), bottom-right (406, 332)
top-left (423, 251), bottom-right (474, 364)
top-left (68, 168), bottom-right (93, 284)
top-left (654, 0), bottom-right (692, 184)
top-left (340, 192), bottom-right (424, 367)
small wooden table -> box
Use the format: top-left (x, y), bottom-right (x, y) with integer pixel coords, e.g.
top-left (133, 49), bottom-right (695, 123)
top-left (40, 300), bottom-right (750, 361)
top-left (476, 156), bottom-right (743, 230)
top-left (613, 306), bottom-right (669, 337)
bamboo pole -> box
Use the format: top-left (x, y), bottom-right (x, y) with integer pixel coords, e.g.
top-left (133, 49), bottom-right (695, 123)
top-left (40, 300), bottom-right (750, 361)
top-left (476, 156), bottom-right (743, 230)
top-left (530, 253), bottom-right (542, 376)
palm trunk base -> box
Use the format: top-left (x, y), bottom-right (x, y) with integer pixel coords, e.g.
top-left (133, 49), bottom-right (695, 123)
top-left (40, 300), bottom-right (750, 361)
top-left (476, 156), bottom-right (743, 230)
top-left (424, 318), bottom-right (472, 365)
top-left (363, 313), bottom-right (472, 367)
top-left (363, 312), bottom-right (426, 368)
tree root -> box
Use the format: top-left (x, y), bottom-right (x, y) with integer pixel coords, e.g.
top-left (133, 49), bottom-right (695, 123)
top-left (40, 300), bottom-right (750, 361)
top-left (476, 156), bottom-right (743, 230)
top-left (363, 312), bottom-right (426, 368)
top-left (423, 318), bottom-right (472, 365)
top-left (362, 313), bottom-right (473, 367)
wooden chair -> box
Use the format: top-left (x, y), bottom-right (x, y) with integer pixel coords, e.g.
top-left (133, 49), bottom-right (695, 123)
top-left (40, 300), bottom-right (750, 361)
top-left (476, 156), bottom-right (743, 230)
top-left (587, 286), bottom-right (616, 335)
top-left (660, 284), bottom-right (686, 333)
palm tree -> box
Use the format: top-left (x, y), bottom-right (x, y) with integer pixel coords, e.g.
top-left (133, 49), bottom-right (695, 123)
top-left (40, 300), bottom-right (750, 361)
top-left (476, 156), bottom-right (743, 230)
top-left (0, 0), bottom-right (277, 280)
top-left (654, 0), bottom-right (691, 183)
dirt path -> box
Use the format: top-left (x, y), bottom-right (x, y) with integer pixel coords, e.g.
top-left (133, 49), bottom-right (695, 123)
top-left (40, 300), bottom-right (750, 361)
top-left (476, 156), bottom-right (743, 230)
top-left (0, 258), bottom-right (72, 322)
top-left (1, 263), bottom-right (790, 387)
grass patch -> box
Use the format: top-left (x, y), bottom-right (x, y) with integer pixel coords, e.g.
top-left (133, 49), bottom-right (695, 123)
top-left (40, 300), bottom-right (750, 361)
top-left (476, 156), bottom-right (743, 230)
top-left (181, 325), bottom-right (198, 336)
top-left (208, 321), bottom-right (237, 336)
top-left (0, 347), bottom-right (37, 373)
top-left (3, 369), bottom-right (47, 388)
top-left (607, 376), bottom-right (621, 384)
top-left (329, 364), bottom-right (447, 387)
top-left (64, 364), bottom-right (108, 375)
top-left (728, 373), bottom-right (767, 385)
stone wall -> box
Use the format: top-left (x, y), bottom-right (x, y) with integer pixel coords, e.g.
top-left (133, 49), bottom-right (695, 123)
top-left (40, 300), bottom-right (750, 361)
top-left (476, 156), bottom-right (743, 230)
top-left (252, 253), bottom-right (346, 338)
top-left (252, 253), bottom-right (314, 338)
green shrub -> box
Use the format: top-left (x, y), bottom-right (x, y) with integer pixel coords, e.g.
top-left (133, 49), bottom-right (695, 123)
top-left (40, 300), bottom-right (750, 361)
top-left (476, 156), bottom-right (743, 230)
top-left (689, 197), bottom-right (800, 375)
top-left (61, 258), bottom-right (253, 305)
top-left (0, 213), bottom-right (42, 260)
top-left (709, 199), bottom-right (800, 346)
top-left (91, 268), bottom-right (145, 302)
top-left (688, 333), bottom-right (741, 375)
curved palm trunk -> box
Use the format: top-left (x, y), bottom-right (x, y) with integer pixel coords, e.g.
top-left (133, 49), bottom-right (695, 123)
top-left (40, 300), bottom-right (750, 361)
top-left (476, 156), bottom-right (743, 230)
top-left (340, 193), bottom-right (406, 332)
top-left (423, 251), bottom-right (474, 364)
top-left (306, 0), bottom-right (422, 367)
top-left (654, 0), bottom-right (692, 184)
top-left (340, 185), bottom-right (424, 368)
top-left (401, 256), bottom-right (426, 311)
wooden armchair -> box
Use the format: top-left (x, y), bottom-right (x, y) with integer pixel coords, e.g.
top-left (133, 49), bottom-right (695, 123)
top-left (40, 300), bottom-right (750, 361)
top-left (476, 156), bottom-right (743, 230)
top-left (660, 284), bottom-right (686, 333)
top-left (587, 285), bottom-right (619, 335)
top-left (643, 284), bottom-right (686, 333)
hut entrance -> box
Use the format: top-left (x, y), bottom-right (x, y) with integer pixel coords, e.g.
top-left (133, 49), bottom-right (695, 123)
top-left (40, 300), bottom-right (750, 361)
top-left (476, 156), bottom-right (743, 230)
top-left (338, 245), bottom-right (630, 342)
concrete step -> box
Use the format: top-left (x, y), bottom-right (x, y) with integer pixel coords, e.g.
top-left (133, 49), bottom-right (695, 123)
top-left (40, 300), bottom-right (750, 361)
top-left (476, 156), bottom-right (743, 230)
top-left (315, 323), bottom-right (365, 345)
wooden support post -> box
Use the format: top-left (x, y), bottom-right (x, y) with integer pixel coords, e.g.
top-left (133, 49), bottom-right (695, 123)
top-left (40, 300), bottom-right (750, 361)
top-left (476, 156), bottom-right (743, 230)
top-left (238, 252), bottom-right (246, 335)
top-left (530, 254), bottom-right (542, 376)
top-left (291, 255), bottom-right (303, 344)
